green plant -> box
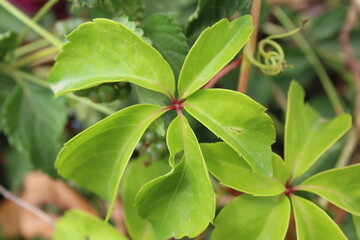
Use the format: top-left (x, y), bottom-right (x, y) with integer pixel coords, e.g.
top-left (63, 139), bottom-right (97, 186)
top-left (1, 1), bottom-right (359, 240)
top-left (49, 15), bottom-right (278, 239)
top-left (203, 81), bottom-right (353, 239)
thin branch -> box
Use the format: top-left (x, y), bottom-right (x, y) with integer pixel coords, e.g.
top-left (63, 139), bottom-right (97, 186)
top-left (203, 56), bottom-right (242, 89)
top-left (340, 1), bottom-right (360, 145)
top-left (237, 0), bottom-right (262, 93)
top-left (12, 70), bottom-right (116, 115)
top-left (0, 184), bottom-right (55, 227)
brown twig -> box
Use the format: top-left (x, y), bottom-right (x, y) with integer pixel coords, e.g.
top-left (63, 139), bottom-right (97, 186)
top-left (203, 56), bottom-right (242, 89)
top-left (0, 184), bottom-right (55, 227)
top-left (340, 1), bottom-right (360, 146)
top-left (237, 0), bottom-right (262, 93)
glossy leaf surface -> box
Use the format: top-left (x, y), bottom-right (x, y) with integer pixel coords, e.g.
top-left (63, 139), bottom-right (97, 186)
top-left (212, 195), bottom-right (290, 240)
top-left (285, 81), bottom-right (351, 179)
top-left (299, 164), bottom-right (360, 215)
top-left (185, 89), bottom-right (275, 175)
top-left (54, 210), bottom-right (128, 240)
top-left (142, 13), bottom-right (189, 78)
top-left (200, 142), bottom-right (284, 195)
top-left (55, 104), bottom-right (166, 202)
top-left (178, 16), bottom-right (253, 99)
top-left (1, 82), bottom-right (66, 175)
top-left (136, 116), bottom-right (215, 240)
top-left (122, 156), bottom-right (169, 240)
top-left (292, 195), bottom-right (347, 240)
top-left (49, 18), bottom-right (175, 97)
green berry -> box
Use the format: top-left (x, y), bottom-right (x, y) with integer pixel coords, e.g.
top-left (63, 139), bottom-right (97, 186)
top-left (143, 131), bottom-right (156, 143)
top-left (74, 89), bottom-right (89, 97)
top-left (145, 144), bottom-right (159, 160)
top-left (86, 0), bottom-right (98, 7)
top-left (88, 88), bottom-right (101, 103)
top-left (116, 82), bottom-right (129, 88)
top-left (97, 84), bottom-right (117, 103)
top-left (118, 84), bottom-right (131, 101)
top-left (154, 142), bottom-right (167, 154)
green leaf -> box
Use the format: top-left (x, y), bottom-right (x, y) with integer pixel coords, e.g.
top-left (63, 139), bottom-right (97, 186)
top-left (0, 31), bottom-right (17, 60)
top-left (185, 89), bottom-right (275, 176)
top-left (121, 156), bottom-right (170, 240)
top-left (1, 82), bottom-right (66, 175)
top-left (285, 81), bottom-right (351, 179)
top-left (142, 13), bottom-right (189, 78)
top-left (0, 74), bottom-right (15, 116)
top-left (49, 18), bottom-right (175, 98)
top-left (136, 116), bottom-right (215, 240)
top-left (353, 215), bottom-right (360, 239)
top-left (272, 153), bottom-right (289, 183)
top-left (55, 104), bottom-right (167, 203)
top-left (178, 15), bottom-right (253, 99)
top-left (54, 210), bottom-right (128, 240)
top-left (4, 148), bottom-right (33, 191)
top-left (292, 195), bottom-right (347, 240)
top-left (186, 0), bottom-right (251, 44)
top-left (200, 142), bottom-right (284, 196)
top-left (113, 15), bottom-right (152, 44)
top-left (298, 164), bottom-right (360, 215)
top-left (211, 194), bottom-right (290, 240)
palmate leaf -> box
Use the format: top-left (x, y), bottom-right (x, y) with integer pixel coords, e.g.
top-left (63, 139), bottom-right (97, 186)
top-left (49, 18), bottom-right (175, 98)
top-left (200, 142), bottom-right (284, 196)
top-left (211, 194), bottom-right (290, 240)
top-left (54, 210), bottom-right (128, 240)
top-left (121, 156), bottom-right (170, 240)
top-left (285, 81), bottom-right (351, 179)
top-left (185, 89), bottom-right (275, 176)
top-left (1, 82), bottom-right (66, 175)
top-left (142, 13), bottom-right (189, 78)
top-left (55, 104), bottom-right (167, 204)
top-left (178, 15), bottom-right (253, 99)
top-left (298, 164), bottom-right (360, 215)
top-left (136, 116), bottom-right (215, 240)
top-left (291, 195), bottom-right (347, 240)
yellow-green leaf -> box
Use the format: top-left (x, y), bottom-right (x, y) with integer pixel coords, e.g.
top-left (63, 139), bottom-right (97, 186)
top-left (178, 15), bottom-right (253, 99)
top-left (212, 195), bottom-right (290, 240)
top-left (136, 116), bottom-right (215, 240)
top-left (49, 18), bottom-right (175, 98)
top-left (55, 104), bottom-right (166, 204)
top-left (292, 195), bottom-right (347, 240)
top-left (285, 81), bottom-right (351, 179)
top-left (201, 142), bottom-right (284, 196)
top-left (299, 163), bottom-right (360, 215)
top-left (185, 89), bottom-right (275, 176)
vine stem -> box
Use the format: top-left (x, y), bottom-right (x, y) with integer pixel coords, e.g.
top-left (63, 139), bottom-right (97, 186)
top-left (14, 38), bottom-right (50, 58)
top-left (13, 46), bottom-right (58, 68)
top-left (0, 0), bottom-right (63, 49)
top-left (17, 0), bottom-right (59, 44)
top-left (203, 56), bottom-right (242, 89)
top-left (0, 184), bottom-right (55, 227)
top-left (272, 7), bottom-right (345, 115)
top-left (237, 0), bottom-right (262, 93)
top-left (12, 70), bottom-right (116, 115)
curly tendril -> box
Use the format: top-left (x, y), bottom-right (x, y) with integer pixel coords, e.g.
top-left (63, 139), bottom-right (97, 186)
top-left (247, 20), bottom-right (308, 76)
